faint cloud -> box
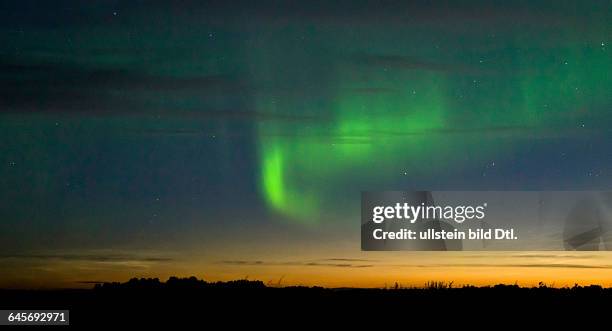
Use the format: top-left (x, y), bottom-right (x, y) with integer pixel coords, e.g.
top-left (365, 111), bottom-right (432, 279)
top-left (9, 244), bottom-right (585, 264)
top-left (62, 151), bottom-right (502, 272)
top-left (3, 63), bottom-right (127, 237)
top-left (393, 263), bottom-right (612, 269)
top-left (324, 258), bottom-right (378, 262)
top-left (351, 53), bottom-right (490, 74)
top-left (0, 253), bottom-right (174, 263)
top-left (510, 254), bottom-right (597, 259)
top-left (218, 258), bottom-right (374, 268)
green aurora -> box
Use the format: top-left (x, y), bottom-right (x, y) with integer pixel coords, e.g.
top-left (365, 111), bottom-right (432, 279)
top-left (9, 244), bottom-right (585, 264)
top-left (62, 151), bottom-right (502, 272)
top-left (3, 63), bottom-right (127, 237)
top-left (252, 25), bottom-right (610, 224)
top-left (1, 1), bottom-right (610, 237)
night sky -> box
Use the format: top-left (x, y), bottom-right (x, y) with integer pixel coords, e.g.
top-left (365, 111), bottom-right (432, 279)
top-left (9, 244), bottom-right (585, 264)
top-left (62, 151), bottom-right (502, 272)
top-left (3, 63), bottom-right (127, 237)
top-left (1, 1), bottom-right (611, 288)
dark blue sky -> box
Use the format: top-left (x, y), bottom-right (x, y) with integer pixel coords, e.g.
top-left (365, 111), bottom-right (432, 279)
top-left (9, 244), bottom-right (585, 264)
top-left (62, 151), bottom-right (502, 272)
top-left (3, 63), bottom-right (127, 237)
top-left (0, 0), bottom-right (610, 287)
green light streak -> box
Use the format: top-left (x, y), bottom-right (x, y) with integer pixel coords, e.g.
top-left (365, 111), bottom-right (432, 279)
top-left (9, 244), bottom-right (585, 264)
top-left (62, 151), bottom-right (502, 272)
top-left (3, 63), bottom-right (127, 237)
top-left (252, 26), bottom-right (611, 225)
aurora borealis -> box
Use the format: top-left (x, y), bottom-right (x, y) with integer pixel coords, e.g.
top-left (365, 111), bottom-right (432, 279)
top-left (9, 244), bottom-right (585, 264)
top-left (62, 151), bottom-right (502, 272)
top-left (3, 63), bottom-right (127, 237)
top-left (1, 1), bottom-right (611, 288)
top-left (250, 2), bottom-right (611, 223)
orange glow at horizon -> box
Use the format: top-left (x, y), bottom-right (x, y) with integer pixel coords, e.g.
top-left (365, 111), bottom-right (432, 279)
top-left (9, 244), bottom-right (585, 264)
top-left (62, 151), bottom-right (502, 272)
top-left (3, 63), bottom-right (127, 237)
top-left (3, 250), bottom-right (612, 289)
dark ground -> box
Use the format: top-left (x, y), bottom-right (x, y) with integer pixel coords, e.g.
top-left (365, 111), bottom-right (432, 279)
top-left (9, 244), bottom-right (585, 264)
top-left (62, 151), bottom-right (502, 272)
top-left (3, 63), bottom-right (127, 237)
top-left (1, 277), bottom-right (610, 327)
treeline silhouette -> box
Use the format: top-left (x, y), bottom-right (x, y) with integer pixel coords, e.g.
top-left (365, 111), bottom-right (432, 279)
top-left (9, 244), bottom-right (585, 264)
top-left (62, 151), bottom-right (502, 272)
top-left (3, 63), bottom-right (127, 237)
top-left (90, 276), bottom-right (611, 294)
top-left (2, 276), bottom-right (612, 326)
top-left (94, 276), bottom-right (266, 291)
